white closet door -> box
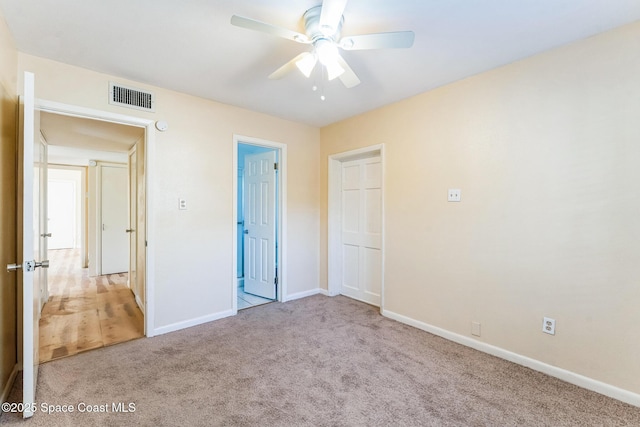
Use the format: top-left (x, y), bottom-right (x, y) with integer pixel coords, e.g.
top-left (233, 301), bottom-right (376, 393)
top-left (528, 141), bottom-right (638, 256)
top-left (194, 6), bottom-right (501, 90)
top-left (340, 156), bottom-right (382, 306)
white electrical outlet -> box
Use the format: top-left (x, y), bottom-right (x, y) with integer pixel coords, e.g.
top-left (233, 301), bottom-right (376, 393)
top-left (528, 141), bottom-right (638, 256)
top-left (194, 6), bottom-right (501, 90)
top-left (543, 317), bottom-right (556, 335)
top-left (471, 321), bottom-right (481, 337)
top-left (448, 189), bottom-right (461, 202)
top-left (179, 198), bottom-right (187, 210)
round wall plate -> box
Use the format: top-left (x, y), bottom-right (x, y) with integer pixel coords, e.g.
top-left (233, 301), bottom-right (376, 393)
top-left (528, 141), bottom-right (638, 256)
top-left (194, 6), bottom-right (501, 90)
top-left (155, 120), bottom-right (169, 131)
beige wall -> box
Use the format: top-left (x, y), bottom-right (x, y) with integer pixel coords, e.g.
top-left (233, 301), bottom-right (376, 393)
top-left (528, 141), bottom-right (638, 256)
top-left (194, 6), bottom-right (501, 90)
top-left (17, 54), bottom-right (320, 331)
top-left (320, 21), bottom-right (640, 395)
top-left (0, 10), bottom-right (17, 400)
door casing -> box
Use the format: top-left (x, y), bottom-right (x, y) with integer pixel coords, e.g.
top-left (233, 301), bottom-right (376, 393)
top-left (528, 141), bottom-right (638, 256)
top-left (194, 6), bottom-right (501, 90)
top-left (328, 144), bottom-right (386, 311)
top-left (232, 135), bottom-right (287, 312)
top-left (35, 99), bottom-right (156, 337)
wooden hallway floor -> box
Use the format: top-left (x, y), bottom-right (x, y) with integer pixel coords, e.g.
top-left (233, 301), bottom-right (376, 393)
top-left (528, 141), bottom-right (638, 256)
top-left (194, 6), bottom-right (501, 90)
top-left (39, 249), bottom-right (144, 363)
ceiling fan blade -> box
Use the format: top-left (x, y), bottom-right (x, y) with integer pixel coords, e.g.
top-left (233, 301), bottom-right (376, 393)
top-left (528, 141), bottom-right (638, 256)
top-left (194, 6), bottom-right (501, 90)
top-left (340, 31), bottom-right (415, 50)
top-left (336, 54), bottom-right (360, 88)
top-left (269, 52), bottom-right (313, 80)
top-left (231, 15), bottom-right (310, 44)
top-left (319, 0), bottom-right (348, 34)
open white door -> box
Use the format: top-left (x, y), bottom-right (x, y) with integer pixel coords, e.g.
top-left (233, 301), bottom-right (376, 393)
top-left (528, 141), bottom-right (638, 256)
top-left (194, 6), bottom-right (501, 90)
top-left (101, 164), bottom-right (129, 275)
top-left (47, 179), bottom-right (76, 250)
top-left (13, 71), bottom-right (47, 418)
top-left (36, 136), bottom-right (49, 309)
top-left (243, 151), bottom-right (276, 299)
top-left (128, 147), bottom-right (137, 292)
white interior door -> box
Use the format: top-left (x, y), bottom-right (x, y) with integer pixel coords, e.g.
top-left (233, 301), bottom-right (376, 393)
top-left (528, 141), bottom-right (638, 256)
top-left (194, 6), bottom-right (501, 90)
top-left (18, 71), bottom-right (47, 418)
top-left (128, 148), bottom-right (137, 292)
top-left (101, 165), bottom-right (129, 275)
top-left (340, 156), bottom-right (382, 306)
top-left (243, 151), bottom-right (276, 299)
top-left (37, 138), bottom-right (49, 309)
top-left (47, 180), bottom-right (76, 249)
top-left (237, 169), bottom-right (244, 278)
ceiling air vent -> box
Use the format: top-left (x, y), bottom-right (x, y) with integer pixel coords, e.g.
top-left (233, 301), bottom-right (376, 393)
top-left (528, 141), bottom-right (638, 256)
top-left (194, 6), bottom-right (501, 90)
top-left (109, 82), bottom-right (155, 112)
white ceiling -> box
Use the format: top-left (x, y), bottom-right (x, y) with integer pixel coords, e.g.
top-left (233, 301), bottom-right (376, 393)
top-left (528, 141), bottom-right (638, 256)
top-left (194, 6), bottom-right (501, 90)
top-left (2, 0), bottom-right (640, 127)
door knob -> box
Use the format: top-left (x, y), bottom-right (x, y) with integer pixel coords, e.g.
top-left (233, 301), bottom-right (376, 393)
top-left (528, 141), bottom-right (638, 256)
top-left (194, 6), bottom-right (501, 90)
top-left (243, 230), bottom-right (249, 234)
top-left (8, 260), bottom-right (49, 272)
top-left (35, 260), bottom-right (49, 269)
top-left (41, 233), bottom-right (52, 237)
top-left (126, 229), bottom-right (135, 233)
top-left (7, 263), bottom-right (22, 272)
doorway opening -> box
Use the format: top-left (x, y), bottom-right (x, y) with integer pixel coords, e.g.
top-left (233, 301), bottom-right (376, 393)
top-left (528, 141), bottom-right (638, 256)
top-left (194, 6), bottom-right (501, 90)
top-left (233, 136), bottom-right (287, 311)
top-left (37, 111), bottom-right (146, 363)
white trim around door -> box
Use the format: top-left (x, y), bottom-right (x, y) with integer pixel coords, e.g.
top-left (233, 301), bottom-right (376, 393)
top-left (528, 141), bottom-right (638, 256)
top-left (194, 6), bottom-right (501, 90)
top-left (328, 144), bottom-right (386, 311)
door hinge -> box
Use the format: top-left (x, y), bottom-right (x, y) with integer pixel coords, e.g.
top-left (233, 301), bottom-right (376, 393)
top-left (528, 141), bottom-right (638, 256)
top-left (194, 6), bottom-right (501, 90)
top-left (274, 163), bottom-right (278, 171)
top-left (274, 268), bottom-right (278, 286)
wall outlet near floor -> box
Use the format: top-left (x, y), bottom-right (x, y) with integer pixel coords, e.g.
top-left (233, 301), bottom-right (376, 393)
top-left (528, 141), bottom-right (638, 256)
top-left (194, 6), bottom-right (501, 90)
top-left (448, 189), bottom-right (461, 202)
top-left (543, 317), bottom-right (556, 335)
top-left (471, 321), bottom-right (481, 337)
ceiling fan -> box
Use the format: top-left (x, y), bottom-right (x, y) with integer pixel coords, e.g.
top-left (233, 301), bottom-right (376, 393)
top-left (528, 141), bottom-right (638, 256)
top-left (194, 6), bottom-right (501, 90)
top-left (230, 0), bottom-right (415, 89)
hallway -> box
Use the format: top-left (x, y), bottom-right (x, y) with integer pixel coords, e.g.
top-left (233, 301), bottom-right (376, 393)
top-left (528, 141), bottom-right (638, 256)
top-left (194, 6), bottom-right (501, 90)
top-left (39, 249), bottom-right (143, 363)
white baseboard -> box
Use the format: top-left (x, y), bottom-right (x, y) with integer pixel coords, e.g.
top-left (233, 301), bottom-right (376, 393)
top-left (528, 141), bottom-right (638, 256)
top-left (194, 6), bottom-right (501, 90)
top-left (284, 288), bottom-right (327, 302)
top-left (1, 364), bottom-right (18, 403)
top-left (153, 309), bottom-right (235, 336)
top-left (382, 309), bottom-right (640, 408)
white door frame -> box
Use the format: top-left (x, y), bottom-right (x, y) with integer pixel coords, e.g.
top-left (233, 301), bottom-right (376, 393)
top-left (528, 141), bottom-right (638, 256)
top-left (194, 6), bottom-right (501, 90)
top-left (35, 99), bottom-right (156, 337)
top-left (232, 135), bottom-right (287, 312)
top-left (328, 144), bottom-right (386, 311)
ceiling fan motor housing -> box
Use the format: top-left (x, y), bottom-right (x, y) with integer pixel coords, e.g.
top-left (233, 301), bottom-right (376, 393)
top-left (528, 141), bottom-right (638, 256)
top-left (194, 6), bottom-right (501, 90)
top-left (303, 5), bottom-right (343, 43)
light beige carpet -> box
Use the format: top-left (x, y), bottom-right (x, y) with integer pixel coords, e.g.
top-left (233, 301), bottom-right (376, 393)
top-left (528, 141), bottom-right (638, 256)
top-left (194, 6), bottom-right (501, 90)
top-left (1, 295), bottom-right (639, 426)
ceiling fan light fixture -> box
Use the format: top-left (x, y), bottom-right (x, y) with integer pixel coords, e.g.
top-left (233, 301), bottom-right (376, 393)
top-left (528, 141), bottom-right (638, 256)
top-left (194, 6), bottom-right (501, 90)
top-left (316, 39), bottom-right (339, 66)
top-left (295, 53), bottom-right (317, 78)
top-left (231, 0), bottom-right (413, 90)
top-left (319, 24), bottom-right (335, 36)
top-left (325, 61), bottom-right (345, 81)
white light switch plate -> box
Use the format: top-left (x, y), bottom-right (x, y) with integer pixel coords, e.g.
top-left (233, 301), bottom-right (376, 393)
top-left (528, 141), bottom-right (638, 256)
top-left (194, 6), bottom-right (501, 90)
top-left (448, 189), bottom-right (461, 202)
